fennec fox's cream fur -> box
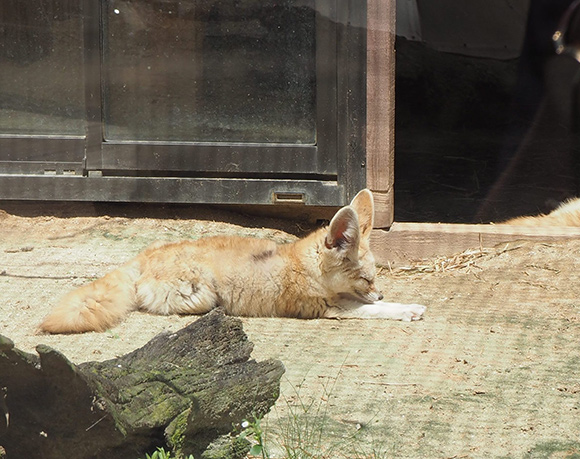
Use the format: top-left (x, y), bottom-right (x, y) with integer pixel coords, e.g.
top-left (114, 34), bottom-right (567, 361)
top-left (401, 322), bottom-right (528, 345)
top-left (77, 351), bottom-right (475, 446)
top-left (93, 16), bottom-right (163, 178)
top-left (40, 189), bottom-right (427, 334)
top-left (504, 197), bottom-right (580, 226)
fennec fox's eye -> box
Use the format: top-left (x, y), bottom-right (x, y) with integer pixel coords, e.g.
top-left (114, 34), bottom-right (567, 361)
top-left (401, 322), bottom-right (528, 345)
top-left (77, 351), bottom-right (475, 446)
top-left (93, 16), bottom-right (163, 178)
top-left (359, 267), bottom-right (376, 283)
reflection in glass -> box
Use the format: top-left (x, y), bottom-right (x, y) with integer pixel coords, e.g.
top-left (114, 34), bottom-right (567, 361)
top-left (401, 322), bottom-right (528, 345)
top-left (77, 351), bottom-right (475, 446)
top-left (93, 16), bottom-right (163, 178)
top-left (103, 0), bottom-right (316, 144)
top-left (0, 1), bottom-right (85, 136)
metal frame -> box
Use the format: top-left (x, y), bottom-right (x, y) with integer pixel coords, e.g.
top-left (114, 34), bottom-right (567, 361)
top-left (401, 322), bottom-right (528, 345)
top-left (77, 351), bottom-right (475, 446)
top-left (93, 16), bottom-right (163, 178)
top-left (0, 0), bottom-right (367, 207)
top-left (0, 175), bottom-right (343, 205)
top-left (0, 137), bottom-right (85, 174)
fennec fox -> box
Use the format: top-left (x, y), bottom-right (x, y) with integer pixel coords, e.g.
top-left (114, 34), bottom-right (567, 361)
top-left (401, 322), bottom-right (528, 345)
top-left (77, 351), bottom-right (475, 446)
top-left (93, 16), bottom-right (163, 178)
top-left (40, 189), bottom-right (426, 334)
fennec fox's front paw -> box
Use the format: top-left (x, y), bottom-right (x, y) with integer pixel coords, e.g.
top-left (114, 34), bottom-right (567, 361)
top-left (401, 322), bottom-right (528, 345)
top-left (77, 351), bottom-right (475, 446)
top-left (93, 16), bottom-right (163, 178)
top-left (380, 302), bottom-right (426, 321)
top-left (401, 304), bottom-right (427, 321)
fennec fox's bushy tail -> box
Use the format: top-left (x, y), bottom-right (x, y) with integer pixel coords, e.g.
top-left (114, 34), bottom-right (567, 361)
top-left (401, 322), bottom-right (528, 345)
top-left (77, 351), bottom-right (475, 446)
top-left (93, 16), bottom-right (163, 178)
top-left (40, 260), bottom-right (140, 333)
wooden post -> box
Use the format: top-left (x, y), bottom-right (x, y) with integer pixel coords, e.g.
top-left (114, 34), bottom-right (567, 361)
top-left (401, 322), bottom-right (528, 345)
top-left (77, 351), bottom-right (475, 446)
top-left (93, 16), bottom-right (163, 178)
top-left (367, 0), bottom-right (396, 228)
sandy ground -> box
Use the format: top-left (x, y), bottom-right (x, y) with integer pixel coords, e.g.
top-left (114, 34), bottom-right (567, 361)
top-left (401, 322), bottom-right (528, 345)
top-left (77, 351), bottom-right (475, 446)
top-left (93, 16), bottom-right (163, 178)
top-left (1, 202), bottom-right (580, 458)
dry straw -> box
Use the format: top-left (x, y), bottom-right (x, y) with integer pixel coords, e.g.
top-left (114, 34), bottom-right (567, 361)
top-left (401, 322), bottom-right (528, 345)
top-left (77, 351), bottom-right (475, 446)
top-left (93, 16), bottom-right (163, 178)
top-left (384, 243), bottom-right (524, 276)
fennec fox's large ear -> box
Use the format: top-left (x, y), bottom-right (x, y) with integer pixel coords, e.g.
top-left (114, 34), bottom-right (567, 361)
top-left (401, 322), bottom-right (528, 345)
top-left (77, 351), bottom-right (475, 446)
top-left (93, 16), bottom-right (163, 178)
top-left (349, 189), bottom-right (374, 240)
top-left (325, 206), bottom-right (360, 261)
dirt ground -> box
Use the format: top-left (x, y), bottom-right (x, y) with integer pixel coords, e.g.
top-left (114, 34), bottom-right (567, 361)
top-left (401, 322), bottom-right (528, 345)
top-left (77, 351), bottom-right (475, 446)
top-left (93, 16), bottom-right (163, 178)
top-left (1, 201), bottom-right (580, 458)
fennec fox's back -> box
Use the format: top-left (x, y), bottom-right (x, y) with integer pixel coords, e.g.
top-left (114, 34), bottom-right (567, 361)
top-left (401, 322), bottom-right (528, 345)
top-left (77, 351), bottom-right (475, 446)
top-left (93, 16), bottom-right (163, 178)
top-left (40, 190), bottom-right (426, 334)
top-left (504, 197), bottom-right (580, 226)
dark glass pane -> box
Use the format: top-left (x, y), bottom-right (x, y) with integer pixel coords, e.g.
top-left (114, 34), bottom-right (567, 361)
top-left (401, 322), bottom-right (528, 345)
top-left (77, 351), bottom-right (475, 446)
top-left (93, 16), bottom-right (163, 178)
top-left (0, 0), bottom-right (85, 136)
top-left (103, 0), bottom-right (316, 144)
top-left (395, 0), bottom-right (580, 223)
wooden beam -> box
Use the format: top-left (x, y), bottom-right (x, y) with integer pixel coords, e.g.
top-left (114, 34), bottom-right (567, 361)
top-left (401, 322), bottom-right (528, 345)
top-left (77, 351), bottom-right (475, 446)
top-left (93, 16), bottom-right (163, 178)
top-left (367, 0), bottom-right (396, 228)
top-left (372, 188), bottom-right (394, 231)
top-left (371, 223), bottom-right (580, 265)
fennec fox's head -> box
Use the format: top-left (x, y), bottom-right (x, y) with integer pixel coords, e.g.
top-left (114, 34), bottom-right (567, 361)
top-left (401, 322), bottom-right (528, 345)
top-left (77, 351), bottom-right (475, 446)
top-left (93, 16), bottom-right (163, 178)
top-left (321, 189), bottom-right (383, 303)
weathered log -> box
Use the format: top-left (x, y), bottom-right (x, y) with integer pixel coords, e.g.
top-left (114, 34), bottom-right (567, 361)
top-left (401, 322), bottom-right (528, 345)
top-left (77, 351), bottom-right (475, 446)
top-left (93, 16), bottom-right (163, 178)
top-left (0, 310), bottom-right (284, 459)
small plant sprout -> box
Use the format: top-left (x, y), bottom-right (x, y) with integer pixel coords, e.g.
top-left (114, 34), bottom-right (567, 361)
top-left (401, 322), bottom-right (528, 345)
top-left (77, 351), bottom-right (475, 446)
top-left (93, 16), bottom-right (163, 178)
top-left (240, 415), bottom-right (269, 459)
top-left (139, 446), bottom-right (194, 459)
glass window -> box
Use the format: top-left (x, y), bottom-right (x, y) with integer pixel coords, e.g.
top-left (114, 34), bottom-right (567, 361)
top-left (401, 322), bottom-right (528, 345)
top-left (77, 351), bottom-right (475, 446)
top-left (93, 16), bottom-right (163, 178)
top-left (102, 0), bottom-right (316, 144)
top-left (0, 0), bottom-right (85, 136)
